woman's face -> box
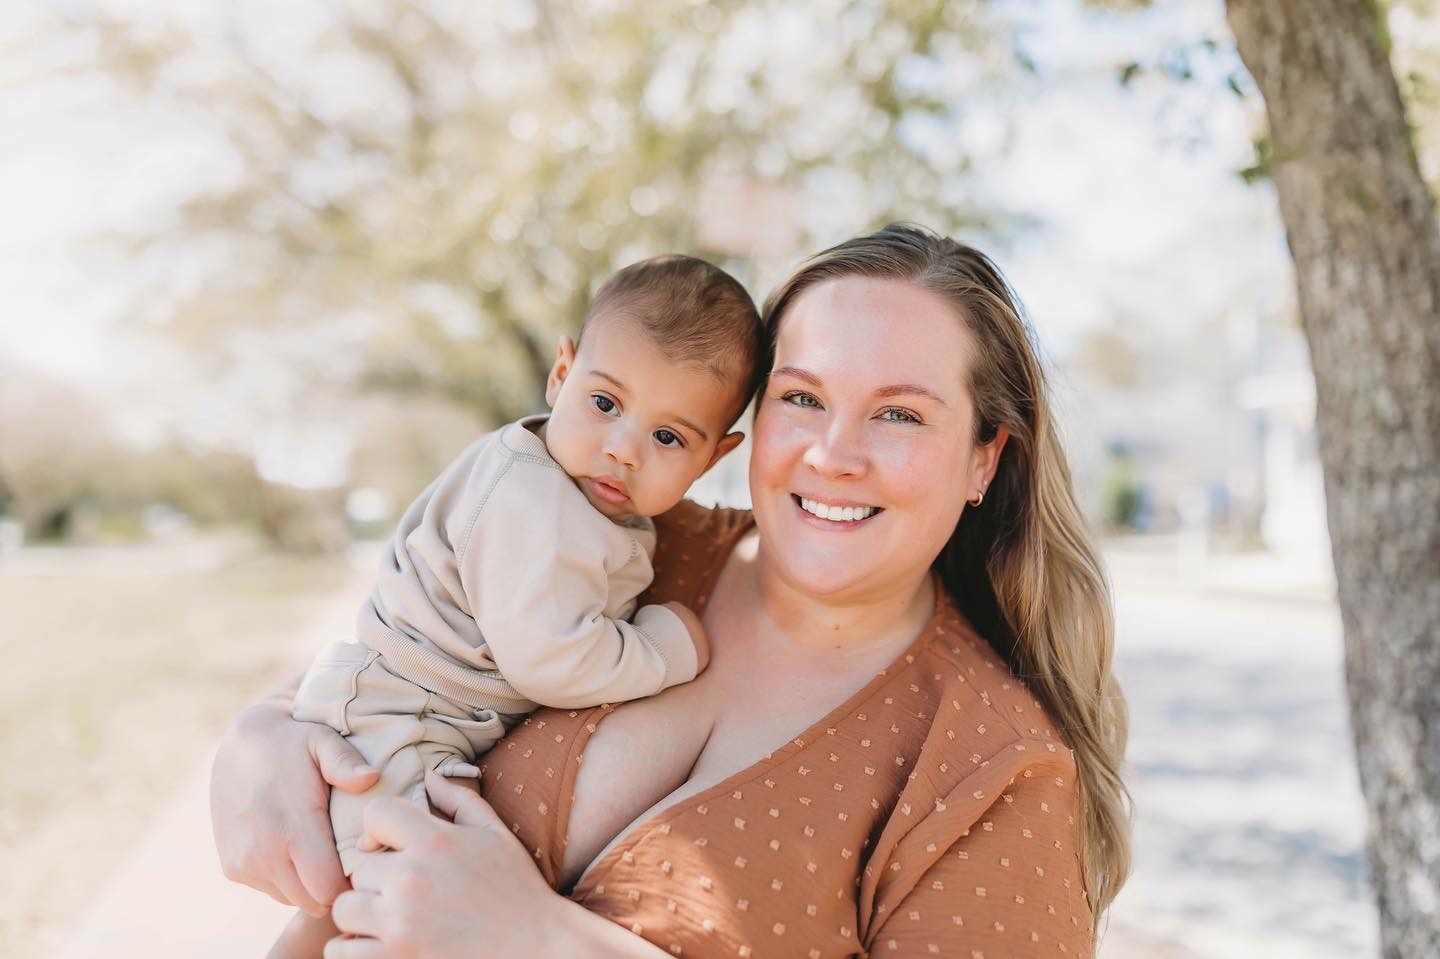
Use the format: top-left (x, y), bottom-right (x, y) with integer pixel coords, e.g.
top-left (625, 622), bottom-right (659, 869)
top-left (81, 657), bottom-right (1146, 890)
top-left (749, 275), bottom-right (1005, 605)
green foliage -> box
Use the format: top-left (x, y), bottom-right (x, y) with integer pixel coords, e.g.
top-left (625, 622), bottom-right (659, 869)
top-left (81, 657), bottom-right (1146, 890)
top-left (1110, 34), bottom-right (1233, 88)
top-left (1403, 69), bottom-right (1436, 107)
top-left (1369, 0), bottom-right (1394, 58)
top-left (1098, 445), bottom-right (1143, 532)
top-left (1344, 179), bottom-right (1380, 212)
top-left (1239, 134), bottom-right (1283, 185)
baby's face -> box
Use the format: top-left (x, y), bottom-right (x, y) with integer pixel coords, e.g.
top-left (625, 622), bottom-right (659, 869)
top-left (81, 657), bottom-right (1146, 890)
top-left (543, 315), bottom-right (745, 521)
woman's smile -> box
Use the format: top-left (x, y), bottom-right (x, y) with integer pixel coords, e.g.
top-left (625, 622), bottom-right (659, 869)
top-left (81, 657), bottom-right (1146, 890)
top-left (792, 494), bottom-right (883, 524)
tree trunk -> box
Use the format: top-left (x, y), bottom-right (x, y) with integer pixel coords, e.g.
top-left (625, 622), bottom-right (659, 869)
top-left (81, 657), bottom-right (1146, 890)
top-left (1225, 1), bottom-right (1440, 955)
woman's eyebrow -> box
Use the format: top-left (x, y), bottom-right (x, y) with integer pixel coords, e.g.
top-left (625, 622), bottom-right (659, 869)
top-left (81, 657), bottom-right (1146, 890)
top-left (772, 366), bottom-right (948, 406)
top-left (770, 365), bottom-right (821, 386)
top-left (874, 383), bottom-right (949, 407)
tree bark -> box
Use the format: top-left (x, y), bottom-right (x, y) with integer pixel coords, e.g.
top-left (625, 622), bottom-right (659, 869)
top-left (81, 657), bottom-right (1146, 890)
top-left (1225, 2), bottom-right (1440, 955)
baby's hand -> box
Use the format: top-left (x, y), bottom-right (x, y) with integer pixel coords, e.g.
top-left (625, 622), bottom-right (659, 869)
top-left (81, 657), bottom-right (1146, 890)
top-left (664, 601), bottom-right (710, 674)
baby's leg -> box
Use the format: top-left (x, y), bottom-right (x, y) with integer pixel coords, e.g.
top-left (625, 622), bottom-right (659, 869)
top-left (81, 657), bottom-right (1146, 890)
top-left (267, 909), bottom-right (339, 959)
top-left (298, 648), bottom-right (509, 871)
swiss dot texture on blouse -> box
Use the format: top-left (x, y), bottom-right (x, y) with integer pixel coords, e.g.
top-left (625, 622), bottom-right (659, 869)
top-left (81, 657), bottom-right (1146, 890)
top-left (479, 501), bottom-right (1093, 958)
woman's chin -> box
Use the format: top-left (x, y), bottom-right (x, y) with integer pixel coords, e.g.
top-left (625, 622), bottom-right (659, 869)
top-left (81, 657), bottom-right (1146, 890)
top-left (764, 542), bottom-right (888, 600)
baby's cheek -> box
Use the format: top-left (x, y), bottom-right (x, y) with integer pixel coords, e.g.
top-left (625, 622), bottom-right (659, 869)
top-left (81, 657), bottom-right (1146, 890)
top-left (652, 460), bottom-right (704, 511)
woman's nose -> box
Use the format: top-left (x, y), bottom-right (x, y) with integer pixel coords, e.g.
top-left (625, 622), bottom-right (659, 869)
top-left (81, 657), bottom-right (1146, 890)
top-left (802, 420), bottom-right (867, 478)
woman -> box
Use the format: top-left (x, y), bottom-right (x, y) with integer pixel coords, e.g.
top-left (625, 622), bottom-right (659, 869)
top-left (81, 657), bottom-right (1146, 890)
top-left (212, 224), bottom-right (1131, 957)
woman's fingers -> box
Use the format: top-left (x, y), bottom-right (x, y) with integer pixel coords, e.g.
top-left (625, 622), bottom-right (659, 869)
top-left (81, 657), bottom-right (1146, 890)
top-left (423, 769), bottom-right (497, 828)
top-left (322, 934), bottom-right (386, 959)
top-left (346, 850), bottom-right (402, 895)
top-left (308, 726), bottom-right (379, 794)
top-left (223, 826), bottom-right (325, 914)
top-left (210, 699), bottom-right (357, 916)
top-left (360, 796), bottom-right (437, 853)
top-left (290, 826), bottom-right (353, 911)
top-left (329, 889), bottom-right (384, 938)
top-left (269, 857), bottom-right (328, 917)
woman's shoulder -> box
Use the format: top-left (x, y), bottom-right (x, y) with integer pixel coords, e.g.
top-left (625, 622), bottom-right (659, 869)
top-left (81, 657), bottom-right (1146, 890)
top-left (921, 591), bottom-right (1073, 760)
top-left (643, 499), bottom-right (754, 608)
top-left (652, 498), bottom-right (753, 543)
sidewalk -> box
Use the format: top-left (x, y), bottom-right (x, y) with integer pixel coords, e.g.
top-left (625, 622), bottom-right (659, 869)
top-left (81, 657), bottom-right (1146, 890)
top-left (1099, 539), bottom-right (1375, 958)
top-left (53, 559), bottom-right (374, 959)
top-left (56, 755), bottom-right (295, 958)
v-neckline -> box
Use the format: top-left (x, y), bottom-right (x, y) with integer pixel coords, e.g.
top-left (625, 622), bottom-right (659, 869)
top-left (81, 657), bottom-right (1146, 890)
top-left (564, 564), bottom-right (949, 898)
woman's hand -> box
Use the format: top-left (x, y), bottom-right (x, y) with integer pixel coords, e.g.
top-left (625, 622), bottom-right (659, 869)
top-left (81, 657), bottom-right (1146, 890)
top-left (209, 694), bottom-right (380, 916)
top-left (325, 772), bottom-right (577, 958)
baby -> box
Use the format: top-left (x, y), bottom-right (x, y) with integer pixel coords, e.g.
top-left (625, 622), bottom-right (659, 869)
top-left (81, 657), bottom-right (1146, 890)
top-left (272, 254), bottom-right (761, 956)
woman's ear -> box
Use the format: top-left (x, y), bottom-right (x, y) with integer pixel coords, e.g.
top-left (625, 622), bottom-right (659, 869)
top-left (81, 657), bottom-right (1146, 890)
top-left (544, 336), bottom-right (578, 408)
top-left (975, 424), bottom-right (1010, 496)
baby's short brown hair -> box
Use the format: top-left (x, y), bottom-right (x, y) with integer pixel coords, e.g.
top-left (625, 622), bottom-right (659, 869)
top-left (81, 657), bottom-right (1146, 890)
top-left (580, 255), bottom-right (764, 424)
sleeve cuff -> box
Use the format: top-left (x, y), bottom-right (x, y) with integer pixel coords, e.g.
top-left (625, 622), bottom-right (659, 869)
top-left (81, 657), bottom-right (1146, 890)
top-left (633, 603), bottom-right (699, 689)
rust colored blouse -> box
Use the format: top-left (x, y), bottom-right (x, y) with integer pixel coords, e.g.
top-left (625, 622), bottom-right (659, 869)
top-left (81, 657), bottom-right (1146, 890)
top-left (480, 502), bottom-right (1093, 958)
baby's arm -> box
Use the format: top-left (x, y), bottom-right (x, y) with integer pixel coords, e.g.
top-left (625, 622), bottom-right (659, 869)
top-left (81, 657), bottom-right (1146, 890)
top-left (660, 600), bottom-right (710, 674)
top-left (458, 467), bottom-right (701, 708)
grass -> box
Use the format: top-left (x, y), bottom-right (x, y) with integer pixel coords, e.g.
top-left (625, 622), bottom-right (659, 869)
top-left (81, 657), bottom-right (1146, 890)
top-left (0, 541), bottom-right (362, 959)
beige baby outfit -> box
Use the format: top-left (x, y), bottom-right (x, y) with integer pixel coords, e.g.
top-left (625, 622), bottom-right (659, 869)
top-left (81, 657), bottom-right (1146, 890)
top-left (293, 414), bottom-right (697, 874)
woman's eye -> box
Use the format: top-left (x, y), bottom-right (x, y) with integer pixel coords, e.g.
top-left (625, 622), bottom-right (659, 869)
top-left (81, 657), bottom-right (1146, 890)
top-left (654, 428), bottom-right (683, 449)
top-left (879, 407), bottom-right (920, 424)
top-left (591, 394), bottom-right (618, 415)
top-left (781, 391), bottom-right (821, 409)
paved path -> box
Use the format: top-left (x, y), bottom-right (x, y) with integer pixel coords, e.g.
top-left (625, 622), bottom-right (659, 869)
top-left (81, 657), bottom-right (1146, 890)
top-left (55, 753), bottom-right (295, 958)
top-left (53, 562), bottom-right (373, 959)
top-left (1101, 539), bottom-right (1375, 958)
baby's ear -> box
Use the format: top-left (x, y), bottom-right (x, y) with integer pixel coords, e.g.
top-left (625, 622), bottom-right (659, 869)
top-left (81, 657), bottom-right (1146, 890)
top-left (702, 431), bottom-right (746, 472)
top-left (544, 336), bottom-right (578, 408)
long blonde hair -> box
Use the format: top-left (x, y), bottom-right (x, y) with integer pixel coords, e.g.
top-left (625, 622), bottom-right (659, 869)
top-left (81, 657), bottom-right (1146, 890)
top-left (762, 223), bottom-right (1132, 923)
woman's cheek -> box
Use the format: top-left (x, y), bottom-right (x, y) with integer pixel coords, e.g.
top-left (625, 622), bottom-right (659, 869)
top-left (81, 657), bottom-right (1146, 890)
top-left (874, 433), bottom-right (964, 514)
top-left (871, 431), bottom-right (931, 477)
top-left (751, 408), bottom-right (808, 475)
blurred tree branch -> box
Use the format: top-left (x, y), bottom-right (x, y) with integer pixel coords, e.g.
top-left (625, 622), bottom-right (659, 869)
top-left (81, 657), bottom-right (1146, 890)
top-left (72, 0), bottom-right (1025, 426)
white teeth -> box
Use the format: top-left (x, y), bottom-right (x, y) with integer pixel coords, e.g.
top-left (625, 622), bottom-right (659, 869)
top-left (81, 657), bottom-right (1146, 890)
top-left (799, 497), bottom-right (877, 522)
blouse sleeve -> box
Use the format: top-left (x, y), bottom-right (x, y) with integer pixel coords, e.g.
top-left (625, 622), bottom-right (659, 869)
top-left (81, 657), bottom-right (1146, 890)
top-left (864, 763), bottom-right (1095, 958)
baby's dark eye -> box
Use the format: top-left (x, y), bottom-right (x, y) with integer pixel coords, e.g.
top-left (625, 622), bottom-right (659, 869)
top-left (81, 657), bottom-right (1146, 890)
top-left (654, 428), bottom-right (683, 449)
top-left (879, 407), bottom-right (920, 424)
top-left (782, 391), bottom-right (821, 409)
top-left (592, 394), bottom-right (618, 415)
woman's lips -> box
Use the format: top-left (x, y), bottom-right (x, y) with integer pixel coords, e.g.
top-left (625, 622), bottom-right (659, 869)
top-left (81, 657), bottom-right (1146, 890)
top-left (588, 477), bottom-right (631, 505)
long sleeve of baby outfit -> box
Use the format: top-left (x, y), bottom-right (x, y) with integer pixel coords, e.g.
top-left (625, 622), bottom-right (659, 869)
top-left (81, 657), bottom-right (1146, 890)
top-left (361, 415), bottom-right (697, 712)
top-left (452, 422), bottom-right (697, 708)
